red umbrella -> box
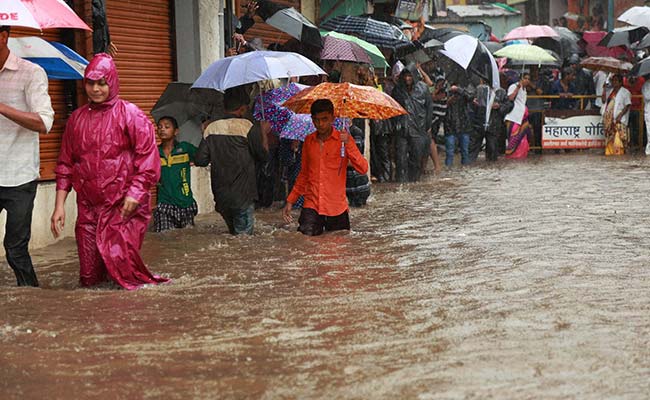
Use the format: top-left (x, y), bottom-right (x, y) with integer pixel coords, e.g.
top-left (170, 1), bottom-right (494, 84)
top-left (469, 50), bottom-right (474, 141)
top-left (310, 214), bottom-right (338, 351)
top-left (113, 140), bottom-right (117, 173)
top-left (582, 31), bottom-right (633, 59)
top-left (320, 35), bottom-right (372, 64)
top-left (2, 0), bottom-right (91, 31)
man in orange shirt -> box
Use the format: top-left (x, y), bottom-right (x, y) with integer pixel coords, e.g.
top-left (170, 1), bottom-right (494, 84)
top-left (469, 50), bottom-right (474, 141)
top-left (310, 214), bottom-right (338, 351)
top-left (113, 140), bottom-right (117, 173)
top-left (282, 99), bottom-right (369, 236)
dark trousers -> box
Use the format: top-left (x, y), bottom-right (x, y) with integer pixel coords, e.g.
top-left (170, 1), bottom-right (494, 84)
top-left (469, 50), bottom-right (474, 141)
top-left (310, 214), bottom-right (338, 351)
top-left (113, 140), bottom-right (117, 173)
top-left (298, 208), bottom-right (350, 236)
top-left (0, 181), bottom-right (38, 286)
top-left (370, 134), bottom-right (391, 182)
top-left (395, 134), bottom-right (429, 182)
top-left (470, 127), bottom-right (499, 162)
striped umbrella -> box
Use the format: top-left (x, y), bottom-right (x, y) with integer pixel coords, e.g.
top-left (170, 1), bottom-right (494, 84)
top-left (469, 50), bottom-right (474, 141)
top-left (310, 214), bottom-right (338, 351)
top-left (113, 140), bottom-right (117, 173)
top-left (8, 36), bottom-right (88, 80)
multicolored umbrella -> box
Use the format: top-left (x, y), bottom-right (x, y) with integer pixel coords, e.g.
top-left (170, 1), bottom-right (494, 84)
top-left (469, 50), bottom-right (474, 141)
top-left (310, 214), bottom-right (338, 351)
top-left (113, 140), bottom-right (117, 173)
top-left (2, 0), bottom-right (91, 30)
top-left (502, 25), bottom-right (558, 42)
top-left (320, 35), bottom-right (371, 64)
top-left (253, 83), bottom-right (308, 133)
top-left (282, 82), bottom-right (407, 119)
top-left (280, 113), bottom-right (350, 141)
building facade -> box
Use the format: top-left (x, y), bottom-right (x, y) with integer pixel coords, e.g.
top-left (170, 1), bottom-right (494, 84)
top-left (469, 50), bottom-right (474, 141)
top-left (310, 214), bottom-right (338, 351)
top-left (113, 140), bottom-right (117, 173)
top-left (1, 0), bottom-right (316, 251)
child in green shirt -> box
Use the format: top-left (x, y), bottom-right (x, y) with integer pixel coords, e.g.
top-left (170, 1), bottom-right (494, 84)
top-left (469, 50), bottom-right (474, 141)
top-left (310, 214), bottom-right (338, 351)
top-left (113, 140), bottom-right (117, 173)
top-left (153, 116), bottom-right (198, 232)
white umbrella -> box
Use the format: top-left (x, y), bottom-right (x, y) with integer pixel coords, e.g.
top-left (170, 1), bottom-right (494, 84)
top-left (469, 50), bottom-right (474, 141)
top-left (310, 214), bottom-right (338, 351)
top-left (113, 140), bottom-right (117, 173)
top-left (191, 51), bottom-right (326, 92)
top-left (439, 34), bottom-right (500, 89)
top-left (618, 6), bottom-right (650, 29)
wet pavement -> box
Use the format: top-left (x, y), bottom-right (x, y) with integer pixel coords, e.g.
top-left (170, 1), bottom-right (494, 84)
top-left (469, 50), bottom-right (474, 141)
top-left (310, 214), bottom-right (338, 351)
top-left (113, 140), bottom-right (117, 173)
top-left (2, 153), bottom-right (650, 399)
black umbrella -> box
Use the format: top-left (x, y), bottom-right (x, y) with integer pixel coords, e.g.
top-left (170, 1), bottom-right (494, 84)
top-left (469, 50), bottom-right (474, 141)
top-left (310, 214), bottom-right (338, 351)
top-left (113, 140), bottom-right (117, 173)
top-left (633, 33), bottom-right (650, 50)
top-left (482, 41), bottom-right (504, 55)
top-left (427, 29), bottom-right (499, 88)
top-left (598, 26), bottom-right (649, 48)
top-left (533, 27), bottom-right (582, 61)
top-left (631, 55), bottom-right (650, 77)
top-left (394, 39), bottom-right (443, 64)
top-left (320, 15), bottom-right (409, 50)
top-left (152, 83), bottom-right (223, 126)
top-left (256, 0), bottom-right (322, 48)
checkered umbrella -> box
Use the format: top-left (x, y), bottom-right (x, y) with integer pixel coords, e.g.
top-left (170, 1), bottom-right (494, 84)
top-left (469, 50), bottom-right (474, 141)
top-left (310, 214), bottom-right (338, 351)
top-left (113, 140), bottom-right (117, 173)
top-left (320, 35), bottom-right (372, 64)
top-left (320, 15), bottom-right (410, 50)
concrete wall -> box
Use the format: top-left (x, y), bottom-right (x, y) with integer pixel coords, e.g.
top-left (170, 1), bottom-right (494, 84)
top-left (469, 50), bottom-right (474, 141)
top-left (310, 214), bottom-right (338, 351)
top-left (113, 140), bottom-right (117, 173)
top-left (549, 0), bottom-right (567, 25)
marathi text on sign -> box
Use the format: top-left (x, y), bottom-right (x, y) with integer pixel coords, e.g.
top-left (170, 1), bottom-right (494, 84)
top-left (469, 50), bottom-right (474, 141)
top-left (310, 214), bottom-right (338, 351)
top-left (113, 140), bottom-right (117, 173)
top-left (542, 115), bottom-right (605, 149)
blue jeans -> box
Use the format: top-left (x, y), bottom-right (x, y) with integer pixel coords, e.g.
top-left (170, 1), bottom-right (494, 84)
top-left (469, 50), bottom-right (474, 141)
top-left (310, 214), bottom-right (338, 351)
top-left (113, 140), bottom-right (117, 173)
top-left (445, 133), bottom-right (470, 166)
top-left (220, 204), bottom-right (255, 235)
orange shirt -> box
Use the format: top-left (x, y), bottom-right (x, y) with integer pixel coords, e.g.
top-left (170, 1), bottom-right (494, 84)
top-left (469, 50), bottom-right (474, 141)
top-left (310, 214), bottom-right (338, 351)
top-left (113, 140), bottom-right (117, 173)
top-left (287, 128), bottom-right (368, 216)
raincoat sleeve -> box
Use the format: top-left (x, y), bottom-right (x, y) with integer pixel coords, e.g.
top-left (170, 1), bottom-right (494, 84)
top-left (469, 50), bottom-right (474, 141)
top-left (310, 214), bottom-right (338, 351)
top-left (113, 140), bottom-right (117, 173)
top-left (345, 137), bottom-right (369, 175)
top-left (194, 138), bottom-right (210, 167)
top-left (124, 105), bottom-right (161, 204)
top-left (55, 115), bottom-right (76, 192)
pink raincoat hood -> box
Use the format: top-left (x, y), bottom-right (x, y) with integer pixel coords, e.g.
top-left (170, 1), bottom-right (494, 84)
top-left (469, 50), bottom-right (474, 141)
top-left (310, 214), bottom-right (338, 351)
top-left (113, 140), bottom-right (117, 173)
top-left (84, 53), bottom-right (120, 104)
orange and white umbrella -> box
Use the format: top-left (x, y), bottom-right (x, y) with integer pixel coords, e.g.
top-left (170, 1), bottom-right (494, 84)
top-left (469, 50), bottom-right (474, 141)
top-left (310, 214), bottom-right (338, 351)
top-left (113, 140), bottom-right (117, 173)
top-left (282, 82), bottom-right (407, 120)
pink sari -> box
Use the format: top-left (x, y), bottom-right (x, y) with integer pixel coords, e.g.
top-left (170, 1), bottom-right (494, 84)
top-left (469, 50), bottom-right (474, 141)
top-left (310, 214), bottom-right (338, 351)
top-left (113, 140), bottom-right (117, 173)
top-left (505, 108), bottom-right (531, 159)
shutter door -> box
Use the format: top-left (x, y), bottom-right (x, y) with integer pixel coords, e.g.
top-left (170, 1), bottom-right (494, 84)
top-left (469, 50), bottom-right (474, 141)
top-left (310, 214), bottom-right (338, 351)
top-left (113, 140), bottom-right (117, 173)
top-left (235, 0), bottom-right (302, 48)
top-left (105, 0), bottom-right (174, 116)
top-left (12, 28), bottom-right (69, 181)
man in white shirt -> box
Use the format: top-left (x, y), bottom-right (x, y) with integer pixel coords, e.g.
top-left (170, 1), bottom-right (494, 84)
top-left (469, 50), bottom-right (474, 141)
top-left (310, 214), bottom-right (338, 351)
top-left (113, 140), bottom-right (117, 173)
top-left (0, 26), bottom-right (54, 286)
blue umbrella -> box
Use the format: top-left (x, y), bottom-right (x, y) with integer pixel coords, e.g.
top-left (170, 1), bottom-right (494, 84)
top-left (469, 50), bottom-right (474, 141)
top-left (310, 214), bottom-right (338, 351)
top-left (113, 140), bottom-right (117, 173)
top-left (8, 36), bottom-right (88, 80)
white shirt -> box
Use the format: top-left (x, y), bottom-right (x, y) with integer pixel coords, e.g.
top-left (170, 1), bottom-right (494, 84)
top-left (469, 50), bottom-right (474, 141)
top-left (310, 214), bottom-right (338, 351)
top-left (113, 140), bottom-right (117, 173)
top-left (642, 80), bottom-right (650, 116)
top-left (594, 71), bottom-right (608, 108)
top-left (505, 83), bottom-right (526, 125)
top-left (604, 86), bottom-right (632, 126)
top-left (0, 52), bottom-right (54, 186)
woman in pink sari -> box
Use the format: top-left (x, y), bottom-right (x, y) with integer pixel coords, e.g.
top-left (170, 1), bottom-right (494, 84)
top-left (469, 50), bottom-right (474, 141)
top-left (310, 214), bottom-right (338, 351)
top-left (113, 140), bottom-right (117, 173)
top-left (505, 73), bottom-right (532, 159)
top-left (50, 54), bottom-right (169, 290)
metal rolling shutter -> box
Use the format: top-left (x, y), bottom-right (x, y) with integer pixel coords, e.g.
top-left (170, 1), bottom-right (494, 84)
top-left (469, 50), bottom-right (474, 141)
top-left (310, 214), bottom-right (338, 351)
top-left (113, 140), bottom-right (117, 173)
top-left (236, 0), bottom-right (302, 48)
top-left (12, 28), bottom-right (69, 181)
top-left (105, 0), bottom-right (174, 116)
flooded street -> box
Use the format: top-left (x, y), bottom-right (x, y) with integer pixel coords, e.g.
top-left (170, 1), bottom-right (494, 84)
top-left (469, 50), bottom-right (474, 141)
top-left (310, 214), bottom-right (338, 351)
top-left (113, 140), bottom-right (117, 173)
top-left (2, 153), bottom-right (650, 399)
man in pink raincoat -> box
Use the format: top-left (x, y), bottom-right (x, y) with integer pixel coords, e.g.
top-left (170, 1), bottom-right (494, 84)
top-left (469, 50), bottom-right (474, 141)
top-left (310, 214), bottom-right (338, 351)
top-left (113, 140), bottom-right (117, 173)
top-left (50, 53), bottom-right (169, 290)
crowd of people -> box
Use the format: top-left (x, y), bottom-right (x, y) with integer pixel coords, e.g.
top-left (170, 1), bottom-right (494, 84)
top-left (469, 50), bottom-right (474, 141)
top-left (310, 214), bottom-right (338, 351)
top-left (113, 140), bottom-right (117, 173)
top-left (4, 2), bottom-right (650, 291)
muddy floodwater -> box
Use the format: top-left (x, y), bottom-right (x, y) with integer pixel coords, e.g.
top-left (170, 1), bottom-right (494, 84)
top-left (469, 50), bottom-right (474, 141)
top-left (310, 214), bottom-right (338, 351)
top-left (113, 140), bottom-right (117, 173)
top-left (2, 153), bottom-right (650, 399)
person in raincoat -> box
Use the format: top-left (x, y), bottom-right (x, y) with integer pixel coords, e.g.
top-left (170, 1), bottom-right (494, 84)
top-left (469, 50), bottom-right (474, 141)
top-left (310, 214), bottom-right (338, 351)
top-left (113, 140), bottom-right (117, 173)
top-left (391, 68), bottom-right (433, 182)
top-left (51, 54), bottom-right (169, 290)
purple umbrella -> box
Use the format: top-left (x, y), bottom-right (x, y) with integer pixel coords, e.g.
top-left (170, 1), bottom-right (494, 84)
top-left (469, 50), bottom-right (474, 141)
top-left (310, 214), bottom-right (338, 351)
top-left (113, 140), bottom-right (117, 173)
top-left (280, 114), bottom-right (351, 141)
top-left (253, 83), bottom-right (308, 133)
top-left (320, 35), bottom-right (372, 64)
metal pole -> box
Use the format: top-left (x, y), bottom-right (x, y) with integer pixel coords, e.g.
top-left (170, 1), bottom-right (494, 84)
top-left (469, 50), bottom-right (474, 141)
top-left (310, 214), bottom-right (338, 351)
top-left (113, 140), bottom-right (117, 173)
top-left (608, 0), bottom-right (615, 32)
